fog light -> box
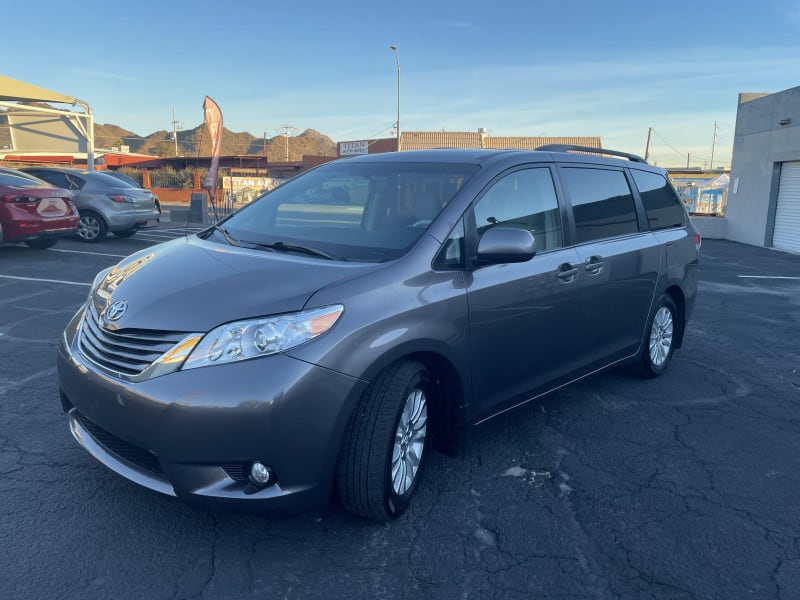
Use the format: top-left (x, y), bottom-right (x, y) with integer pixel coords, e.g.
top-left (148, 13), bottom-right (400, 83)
top-left (249, 462), bottom-right (271, 485)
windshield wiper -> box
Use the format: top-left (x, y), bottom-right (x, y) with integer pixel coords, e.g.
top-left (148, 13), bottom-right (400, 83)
top-left (241, 239), bottom-right (343, 261)
top-left (204, 224), bottom-right (240, 246)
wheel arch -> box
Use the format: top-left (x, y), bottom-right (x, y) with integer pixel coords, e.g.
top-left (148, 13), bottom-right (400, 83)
top-left (663, 284), bottom-right (686, 348)
top-left (356, 345), bottom-right (467, 457)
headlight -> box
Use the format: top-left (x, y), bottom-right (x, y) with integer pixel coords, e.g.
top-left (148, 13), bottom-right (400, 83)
top-left (88, 267), bottom-right (113, 301)
top-left (182, 305), bottom-right (343, 370)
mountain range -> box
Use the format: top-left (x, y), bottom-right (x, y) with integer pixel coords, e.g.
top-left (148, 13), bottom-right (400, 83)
top-left (94, 123), bottom-right (338, 161)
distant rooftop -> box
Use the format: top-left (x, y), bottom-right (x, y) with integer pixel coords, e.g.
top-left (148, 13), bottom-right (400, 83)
top-left (399, 131), bottom-right (601, 151)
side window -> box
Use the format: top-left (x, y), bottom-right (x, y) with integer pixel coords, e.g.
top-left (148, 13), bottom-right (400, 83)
top-left (434, 218), bottom-right (465, 269)
top-left (631, 170), bottom-right (686, 230)
top-left (473, 168), bottom-right (563, 251)
top-left (33, 172), bottom-right (69, 189)
top-left (64, 174), bottom-right (86, 190)
top-left (562, 168), bottom-right (638, 243)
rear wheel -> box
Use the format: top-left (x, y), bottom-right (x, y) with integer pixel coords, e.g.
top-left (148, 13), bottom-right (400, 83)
top-left (25, 239), bottom-right (58, 249)
top-left (337, 360), bottom-right (431, 521)
top-left (77, 211), bottom-right (107, 243)
top-left (635, 295), bottom-right (677, 377)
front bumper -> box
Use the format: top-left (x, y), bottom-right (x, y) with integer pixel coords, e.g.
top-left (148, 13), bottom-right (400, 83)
top-left (57, 309), bottom-right (367, 512)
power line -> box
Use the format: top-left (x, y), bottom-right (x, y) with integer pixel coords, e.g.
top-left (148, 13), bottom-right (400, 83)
top-left (651, 129), bottom-right (687, 161)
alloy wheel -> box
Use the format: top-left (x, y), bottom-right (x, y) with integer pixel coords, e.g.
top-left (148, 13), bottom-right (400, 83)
top-left (649, 306), bottom-right (674, 367)
top-left (78, 215), bottom-right (101, 241)
top-left (391, 387), bottom-right (428, 496)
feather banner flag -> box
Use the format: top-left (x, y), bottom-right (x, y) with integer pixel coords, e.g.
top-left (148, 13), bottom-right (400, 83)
top-left (202, 96), bottom-right (223, 202)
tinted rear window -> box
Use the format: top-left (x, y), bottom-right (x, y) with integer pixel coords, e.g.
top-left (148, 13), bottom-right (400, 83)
top-left (561, 167), bottom-right (638, 243)
top-left (0, 172), bottom-right (47, 188)
top-left (631, 170), bottom-right (686, 230)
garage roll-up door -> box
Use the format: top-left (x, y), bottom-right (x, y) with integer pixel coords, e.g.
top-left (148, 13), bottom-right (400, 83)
top-left (773, 162), bottom-right (800, 253)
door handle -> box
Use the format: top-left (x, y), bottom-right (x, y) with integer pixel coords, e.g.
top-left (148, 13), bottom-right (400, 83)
top-left (584, 256), bottom-right (604, 274)
top-left (557, 263), bottom-right (578, 281)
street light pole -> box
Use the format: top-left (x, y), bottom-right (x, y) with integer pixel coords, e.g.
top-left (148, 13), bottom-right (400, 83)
top-left (390, 45), bottom-right (400, 151)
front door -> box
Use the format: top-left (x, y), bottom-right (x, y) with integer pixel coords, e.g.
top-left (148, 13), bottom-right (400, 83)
top-left (465, 166), bottom-right (587, 424)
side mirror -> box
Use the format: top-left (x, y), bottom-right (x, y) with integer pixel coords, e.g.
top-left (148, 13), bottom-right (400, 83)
top-left (476, 227), bottom-right (536, 265)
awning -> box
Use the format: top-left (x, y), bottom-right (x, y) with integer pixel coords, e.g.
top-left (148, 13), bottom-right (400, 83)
top-left (0, 74), bottom-right (76, 104)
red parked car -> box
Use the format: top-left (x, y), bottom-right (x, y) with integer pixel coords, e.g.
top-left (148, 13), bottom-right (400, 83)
top-left (0, 167), bottom-right (79, 249)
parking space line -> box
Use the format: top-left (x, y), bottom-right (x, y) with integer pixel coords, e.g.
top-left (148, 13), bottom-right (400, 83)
top-left (49, 248), bottom-right (127, 258)
top-left (0, 275), bottom-right (90, 286)
top-left (738, 275), bottom-right (800, 280)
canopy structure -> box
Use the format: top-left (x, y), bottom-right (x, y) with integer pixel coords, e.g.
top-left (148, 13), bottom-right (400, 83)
top-left (0, 75), bottom-right (95, 169)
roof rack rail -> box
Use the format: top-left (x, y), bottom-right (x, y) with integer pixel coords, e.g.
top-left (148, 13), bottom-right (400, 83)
top-left (535, 144), bottom-right (647, 164)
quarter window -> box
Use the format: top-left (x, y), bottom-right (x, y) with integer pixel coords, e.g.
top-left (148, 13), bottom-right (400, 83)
top-left (562, 168), bottom-right (638, 243)
top-left (631, 170), bottom-right (686, 230)
top-left (473, 168), bottom-right (563, 251)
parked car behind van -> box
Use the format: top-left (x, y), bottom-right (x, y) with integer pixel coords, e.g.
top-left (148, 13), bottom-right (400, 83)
top-left (0, 167), bottom-right (78, 248)
top-left (20, 167), bottom-right (160, 242)
top-left (57, 146), bottom-right (700, 520)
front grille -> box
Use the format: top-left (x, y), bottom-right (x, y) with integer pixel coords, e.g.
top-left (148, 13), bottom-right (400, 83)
top-left (74, 410), bottom-right (163, 474)
top-left (78, 306), bottom-right (188, 377)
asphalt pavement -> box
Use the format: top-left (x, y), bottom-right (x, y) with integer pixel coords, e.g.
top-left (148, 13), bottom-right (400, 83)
top-left (1, 229), bottom-right (798, 599)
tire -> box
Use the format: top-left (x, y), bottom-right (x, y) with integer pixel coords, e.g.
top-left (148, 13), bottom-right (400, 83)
top-left (336, 360), bottom-right (431, 521)
top-left (77, 211), bottom-right (108, 243)
top-left (113, 229), bottom-right (137, 238)
top-left (635, 295), bottom-right (677, 377)
top-left (25, 239), bottom-right (58, 249)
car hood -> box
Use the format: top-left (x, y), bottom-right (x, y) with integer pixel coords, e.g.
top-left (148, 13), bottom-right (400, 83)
top-left (91, 236), bottom-right (378, 332)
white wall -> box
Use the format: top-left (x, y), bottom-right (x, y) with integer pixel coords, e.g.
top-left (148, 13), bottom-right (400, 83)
top-left (727, 87), bottom-right (800, 247)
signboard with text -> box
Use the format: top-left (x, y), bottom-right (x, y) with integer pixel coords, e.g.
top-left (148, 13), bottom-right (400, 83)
top-left (339, 140), bottom-right (369, 156)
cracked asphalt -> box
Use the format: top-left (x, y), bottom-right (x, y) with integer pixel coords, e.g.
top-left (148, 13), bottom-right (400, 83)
top-left (1, 231), bottom-right (799, 599)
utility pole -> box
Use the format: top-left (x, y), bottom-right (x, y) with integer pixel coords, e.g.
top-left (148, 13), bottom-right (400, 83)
top-left (687, 153), bottom-right (690, 168)
top-left (277, 125), bottom-right (298, 161)
top-left (710, 121), bottom-right (718, 170)
top-left (171, 108), bottom-right (182, 156)
top-left (390, 45), bottom-right (401, 151)
top-left (262, 131), bottom-right (267, 176)
top-left (644, 127), bottom-right (652, 162)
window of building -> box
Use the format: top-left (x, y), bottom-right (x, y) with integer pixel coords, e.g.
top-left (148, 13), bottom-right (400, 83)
top-left (561, 168), bottom-right (638, 243)
top-left (631, 170), bottom-right (686, 230)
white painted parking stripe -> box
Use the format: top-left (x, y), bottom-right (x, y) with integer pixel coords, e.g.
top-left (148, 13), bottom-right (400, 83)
top-left (49, 248), bottom-right (128, 258)
top-left (0, 275), bottom-right (91, 286)
top-left (738, 275), bottom-right (800, 280)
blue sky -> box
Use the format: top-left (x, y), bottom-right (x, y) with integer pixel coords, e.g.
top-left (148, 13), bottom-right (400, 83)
top-left (4, 0), bottom-right (799, 166)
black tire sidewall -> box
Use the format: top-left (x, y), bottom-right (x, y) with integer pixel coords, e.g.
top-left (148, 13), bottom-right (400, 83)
top-left (26, 239), bottom-right (58, 249)
top-left (384, 367), bottom-right (431, 518)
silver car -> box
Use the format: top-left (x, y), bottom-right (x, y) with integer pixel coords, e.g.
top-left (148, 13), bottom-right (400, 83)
top-left (21, 167), bottom-right (160, 242)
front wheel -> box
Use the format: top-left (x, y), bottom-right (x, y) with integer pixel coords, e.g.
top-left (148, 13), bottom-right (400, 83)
top-left (336, 360), bottom-right (431, 521)
top-left (635, 295), bottom-right (677, 377)
top-left (77, 211), bottom-right (108, 243)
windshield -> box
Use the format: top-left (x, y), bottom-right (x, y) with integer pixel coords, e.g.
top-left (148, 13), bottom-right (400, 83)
top-left (218, 160), bottom-right (479, 262)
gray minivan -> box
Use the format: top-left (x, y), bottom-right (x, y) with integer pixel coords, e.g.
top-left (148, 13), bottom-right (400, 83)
top-left (57, 146), bottom-right (700, 520)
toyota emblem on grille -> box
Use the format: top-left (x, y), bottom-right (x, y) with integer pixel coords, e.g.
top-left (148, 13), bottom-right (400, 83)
top-left (104, 300), bottom-right (128, 322)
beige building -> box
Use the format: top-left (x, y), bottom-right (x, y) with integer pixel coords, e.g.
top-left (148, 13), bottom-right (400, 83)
top-left (399, 130), bottom-right (601, 151)
top-left (338, 130), bottom-right (601, 156)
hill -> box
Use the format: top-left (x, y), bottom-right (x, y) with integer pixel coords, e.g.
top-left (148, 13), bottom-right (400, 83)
top-left (95, 123), bottom-right (337, 161)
